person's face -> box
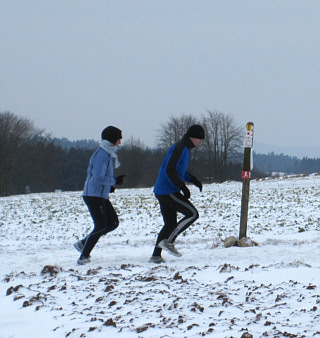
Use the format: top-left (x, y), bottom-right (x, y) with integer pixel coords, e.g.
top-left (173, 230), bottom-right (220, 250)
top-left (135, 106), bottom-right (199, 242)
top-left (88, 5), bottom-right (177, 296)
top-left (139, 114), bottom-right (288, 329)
top-left (190, 137), bottom-right (204, 147)
top-left (115, 139), bottom-right (122, 147)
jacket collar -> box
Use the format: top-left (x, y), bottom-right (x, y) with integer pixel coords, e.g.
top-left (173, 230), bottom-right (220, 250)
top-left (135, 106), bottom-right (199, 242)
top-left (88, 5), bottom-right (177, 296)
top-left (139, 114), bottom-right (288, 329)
top-left (182, 134), bottom-right (195, 149)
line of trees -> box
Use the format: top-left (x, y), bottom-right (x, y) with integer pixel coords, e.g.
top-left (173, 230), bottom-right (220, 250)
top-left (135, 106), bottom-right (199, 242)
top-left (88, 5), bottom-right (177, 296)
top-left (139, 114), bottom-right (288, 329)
top-left (1, 111), bottom-right (319, 197)
top-left (253, 152), bottom-right (320, 175)
top-left (0, 112), bottom-right (93, 196)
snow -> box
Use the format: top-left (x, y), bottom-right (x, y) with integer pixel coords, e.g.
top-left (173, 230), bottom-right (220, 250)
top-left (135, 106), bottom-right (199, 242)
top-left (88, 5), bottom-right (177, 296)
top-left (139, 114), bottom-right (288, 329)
top-left (0, 174), bottom-right (319, 338)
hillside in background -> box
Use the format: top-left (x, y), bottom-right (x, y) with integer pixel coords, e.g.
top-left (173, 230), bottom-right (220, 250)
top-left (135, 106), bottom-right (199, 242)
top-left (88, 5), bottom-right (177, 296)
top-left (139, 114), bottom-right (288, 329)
top-left (51, 137), bottom-right (98, 150)
top-left (52, 138), bottom-right (319, 160)
top-left (252, 152), bottom-right (320, 176)
top-left (254, 142), bottom-right (319, 159)
top-left (51, 137), bottom-right (320, 177)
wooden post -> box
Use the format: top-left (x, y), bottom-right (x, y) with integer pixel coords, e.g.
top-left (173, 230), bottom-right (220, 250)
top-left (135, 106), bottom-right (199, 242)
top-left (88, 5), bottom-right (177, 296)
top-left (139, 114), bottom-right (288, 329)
top-left (239, 122), bottom-right (254, 239)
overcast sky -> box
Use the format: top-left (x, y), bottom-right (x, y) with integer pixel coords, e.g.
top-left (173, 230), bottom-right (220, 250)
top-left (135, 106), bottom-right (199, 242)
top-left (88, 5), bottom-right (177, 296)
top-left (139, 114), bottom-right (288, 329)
top-left (1, 1), bottom-right (319, 154)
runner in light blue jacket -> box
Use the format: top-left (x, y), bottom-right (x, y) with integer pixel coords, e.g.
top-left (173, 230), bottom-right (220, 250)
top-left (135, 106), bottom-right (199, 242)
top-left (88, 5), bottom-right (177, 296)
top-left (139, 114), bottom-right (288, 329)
top-left (74, 126), bottom-right (125, 265)
top-left (83, 147), bottom-right (117, 199)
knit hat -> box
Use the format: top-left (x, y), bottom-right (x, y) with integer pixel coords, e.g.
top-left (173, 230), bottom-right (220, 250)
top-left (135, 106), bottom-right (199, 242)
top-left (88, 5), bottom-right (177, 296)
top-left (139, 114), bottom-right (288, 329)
top-left (101, 126), bottom-right (122, 144)
top-left (186, 124), bottom-right (205, 139)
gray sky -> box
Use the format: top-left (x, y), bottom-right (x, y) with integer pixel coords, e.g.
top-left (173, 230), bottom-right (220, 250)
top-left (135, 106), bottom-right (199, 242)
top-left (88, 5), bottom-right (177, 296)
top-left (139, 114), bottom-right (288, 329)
top-left (1, 1), bottom-right (319, 154)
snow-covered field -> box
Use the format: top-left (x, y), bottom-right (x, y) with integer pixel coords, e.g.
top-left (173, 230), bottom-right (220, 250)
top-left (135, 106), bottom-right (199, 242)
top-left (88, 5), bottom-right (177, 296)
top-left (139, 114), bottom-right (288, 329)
top-left (1, 175), bottom-right (319, 338)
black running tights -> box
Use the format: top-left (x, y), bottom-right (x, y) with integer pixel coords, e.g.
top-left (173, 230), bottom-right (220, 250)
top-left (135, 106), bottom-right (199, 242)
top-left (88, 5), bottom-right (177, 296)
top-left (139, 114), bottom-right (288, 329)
top-left (152, 192), bottom-right (199, 257)
top-left (80, 196), bottom-right (119, 259)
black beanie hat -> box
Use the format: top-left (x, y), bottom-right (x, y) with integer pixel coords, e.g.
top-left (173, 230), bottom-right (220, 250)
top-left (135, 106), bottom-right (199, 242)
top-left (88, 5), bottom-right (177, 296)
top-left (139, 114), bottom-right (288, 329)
top-left (101, 126), bottom-right (122, 144)
top-left (186, 124), bottom-right (205, 139)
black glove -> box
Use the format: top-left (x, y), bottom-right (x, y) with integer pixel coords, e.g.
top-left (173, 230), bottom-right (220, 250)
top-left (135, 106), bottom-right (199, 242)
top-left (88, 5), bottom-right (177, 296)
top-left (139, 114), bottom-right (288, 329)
top-left (190, 175), bottom-right (202, 192)
top-left (110, 186), bottom-right (115, 193)
top-left (181, 185), bottom-right (190, 199)
top-left (115, 175), bottom-right (125, 185)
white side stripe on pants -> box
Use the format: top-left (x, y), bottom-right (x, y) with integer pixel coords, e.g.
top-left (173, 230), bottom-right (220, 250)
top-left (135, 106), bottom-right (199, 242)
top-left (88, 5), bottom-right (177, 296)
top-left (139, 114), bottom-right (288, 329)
top-left (168, 193), bottom-right (197, 242)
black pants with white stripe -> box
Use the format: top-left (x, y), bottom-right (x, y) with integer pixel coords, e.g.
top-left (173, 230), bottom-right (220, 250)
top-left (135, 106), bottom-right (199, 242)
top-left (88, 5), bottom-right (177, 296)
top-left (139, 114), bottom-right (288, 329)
top-left (152, 192), bottom-right (199, 257)
top-left (80, 196), bottom-right (119, 259)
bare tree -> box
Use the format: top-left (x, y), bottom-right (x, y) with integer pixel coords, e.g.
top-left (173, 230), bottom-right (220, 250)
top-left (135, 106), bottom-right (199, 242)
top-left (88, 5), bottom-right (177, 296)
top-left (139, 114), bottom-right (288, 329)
top-left (0, 112), bottom-right (43, 196)
top-left (157, 114), bottom-right (199, 150)
top-left (219, 113), bottom-right (243, 167)
top-left (201, 110), bottom-right (242, 181)
top-left (201, 111), bottom-right (221, 180)
top-left (156, 111), bottom-right (242, 182)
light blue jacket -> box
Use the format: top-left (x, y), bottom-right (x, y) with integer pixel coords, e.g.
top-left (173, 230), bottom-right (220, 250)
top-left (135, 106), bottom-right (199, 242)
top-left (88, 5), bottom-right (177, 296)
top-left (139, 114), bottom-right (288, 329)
top-left (83, 147), bottom-right (116, 199)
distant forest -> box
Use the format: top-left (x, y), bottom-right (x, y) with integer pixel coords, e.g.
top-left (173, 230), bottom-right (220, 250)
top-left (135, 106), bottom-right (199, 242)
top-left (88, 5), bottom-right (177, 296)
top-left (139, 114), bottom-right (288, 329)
top-left (252, 152), bottom-right (320, 176)
top-left (54, 137), bottom-right (320, 175)
top-left (1, 111), bottom-right (319, 196)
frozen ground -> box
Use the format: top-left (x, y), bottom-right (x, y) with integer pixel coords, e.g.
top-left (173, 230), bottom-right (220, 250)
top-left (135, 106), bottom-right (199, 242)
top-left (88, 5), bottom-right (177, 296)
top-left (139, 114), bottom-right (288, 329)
top-left (0, 174), bottom-right (319, 337)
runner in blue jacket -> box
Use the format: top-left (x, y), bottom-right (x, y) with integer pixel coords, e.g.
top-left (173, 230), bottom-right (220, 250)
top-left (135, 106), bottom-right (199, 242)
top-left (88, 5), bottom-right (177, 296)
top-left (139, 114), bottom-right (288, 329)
top-left (74, 126), bottom-right (125, 265)
top-left (150, 124), bottom-right (205, 263)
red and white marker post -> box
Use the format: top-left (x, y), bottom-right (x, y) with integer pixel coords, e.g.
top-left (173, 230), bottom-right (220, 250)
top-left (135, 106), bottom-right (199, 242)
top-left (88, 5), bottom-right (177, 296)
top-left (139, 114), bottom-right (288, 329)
top-left (239, 122), bottom-right (254, 239)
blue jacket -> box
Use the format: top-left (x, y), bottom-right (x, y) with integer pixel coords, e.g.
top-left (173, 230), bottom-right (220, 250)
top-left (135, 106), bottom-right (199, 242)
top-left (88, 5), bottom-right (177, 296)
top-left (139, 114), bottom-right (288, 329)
top-left (83, 147), bottom-right (116, 199)
top-left (154, 135), bottom-right (194, 195)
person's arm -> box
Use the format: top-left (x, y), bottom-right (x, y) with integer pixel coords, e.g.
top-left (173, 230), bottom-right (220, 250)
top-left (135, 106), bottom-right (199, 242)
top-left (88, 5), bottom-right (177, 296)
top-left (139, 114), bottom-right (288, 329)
top-left (92, 150), bottom-right (116, 186)
top-left (166, 141), bottom-right (186, 189)
top-left (187, 172), bottom-right (202, 191)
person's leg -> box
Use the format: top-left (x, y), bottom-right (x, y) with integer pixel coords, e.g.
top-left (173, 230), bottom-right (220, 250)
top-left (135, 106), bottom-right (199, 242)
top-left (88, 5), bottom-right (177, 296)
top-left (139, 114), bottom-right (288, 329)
top-left (104, 199), bottom-right (119, 233)
top-left (76, 199), bottom-right (119, 250)
top-left (152, 192), bottom-right (199, 257)
top-left (167, 193), bottom-right (199, 243)
top-left (152, 194), bottom-right (177, 257)
top-left (80, 196), bottom-right (109, 259)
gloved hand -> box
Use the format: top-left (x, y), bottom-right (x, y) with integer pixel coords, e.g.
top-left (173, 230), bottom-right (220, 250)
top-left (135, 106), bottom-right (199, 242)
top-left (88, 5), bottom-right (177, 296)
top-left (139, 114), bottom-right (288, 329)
top-left (190, 175), bottom-right (202, 192)
top-left (181, 185), bottom-right (190, 199)
top-left (115, 175), bottom-right (126, 185)
top-left (110, 186), bottom-right (115, 193)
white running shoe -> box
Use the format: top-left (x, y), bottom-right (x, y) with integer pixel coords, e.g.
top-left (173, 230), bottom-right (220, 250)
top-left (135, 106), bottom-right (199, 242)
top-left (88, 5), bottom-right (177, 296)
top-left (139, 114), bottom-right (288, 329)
top-left (149, 256), bottom-right (166, 264)
top-left (77, 257), bottom-right (91, 265)
top-left (158, 239), bottom-right (182, 257)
